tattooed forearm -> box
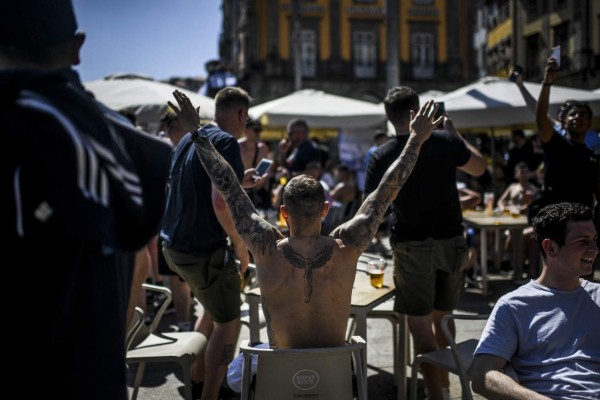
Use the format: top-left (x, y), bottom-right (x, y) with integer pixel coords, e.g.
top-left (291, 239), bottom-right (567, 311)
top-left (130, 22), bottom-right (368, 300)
top-left (340, 136), bottom-right (422, 248)
top-left (192, 138), bottom-right (281, 254)
top-left (282, 244), bottom-right (333, 303)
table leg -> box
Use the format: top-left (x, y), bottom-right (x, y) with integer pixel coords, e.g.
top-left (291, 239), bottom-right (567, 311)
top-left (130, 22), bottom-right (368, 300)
top-left (246, 295), bottom-right (261, 343)
top-left (480, 230), bottom-right (488, 297)
top-left (494, 228), bottom-right (501, 271)
top-left (397, 315), bottom-right (408, 400)
top-left (511, 229), bottom-right (524, 281)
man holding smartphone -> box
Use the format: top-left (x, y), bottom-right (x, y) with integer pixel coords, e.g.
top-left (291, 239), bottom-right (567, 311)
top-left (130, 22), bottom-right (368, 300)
top-left (239, 118), bottom-right (272, 209)
top-left (365, 87), bottom-right (487, 400)
top-left (534, 56), bottom-right (600, 278)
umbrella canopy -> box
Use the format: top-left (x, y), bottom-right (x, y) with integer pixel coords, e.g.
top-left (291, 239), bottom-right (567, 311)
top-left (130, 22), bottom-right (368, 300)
top-left (434, 76), bottom-right (600, 131)
top-left (249, 89), bottom-right (386, 129)
top-left (84, 76), bottom-right (215, 128)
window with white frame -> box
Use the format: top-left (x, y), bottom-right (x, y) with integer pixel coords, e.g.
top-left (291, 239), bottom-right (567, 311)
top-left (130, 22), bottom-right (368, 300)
top-left (353, 30), bottom-right (377, 78)
top-left (411, 32), bottom-right (434, 79)
top-left (300, 29), bottom-right (317, 77)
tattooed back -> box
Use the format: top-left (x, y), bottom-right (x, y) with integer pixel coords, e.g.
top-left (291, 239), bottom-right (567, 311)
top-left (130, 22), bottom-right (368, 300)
top-left (253, 234), bottom-right (359, 350)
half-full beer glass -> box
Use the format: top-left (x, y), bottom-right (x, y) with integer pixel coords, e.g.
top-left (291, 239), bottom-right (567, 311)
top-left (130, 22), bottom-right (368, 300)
top-left (367, 259), bottom-right (387, 288)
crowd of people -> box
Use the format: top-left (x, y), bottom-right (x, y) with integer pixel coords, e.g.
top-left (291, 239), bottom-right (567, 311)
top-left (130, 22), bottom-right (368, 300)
top-left (7, 2), bottom-right (598, 399)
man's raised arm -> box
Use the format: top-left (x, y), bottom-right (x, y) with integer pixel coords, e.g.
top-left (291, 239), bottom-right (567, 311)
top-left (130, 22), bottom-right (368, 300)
top-left (331, 100), bottom-right (440, 251)
top-left (536, 58), bottom-right (559, 143)
top-left (169, 90), bottom-right (284, 257)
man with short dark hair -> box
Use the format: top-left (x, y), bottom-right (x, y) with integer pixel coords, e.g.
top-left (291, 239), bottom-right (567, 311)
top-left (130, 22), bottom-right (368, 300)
top-left (470, 202), bottom-right (600, 400)
top-left (530, 58), bottom-right (599, 218)
top-left (2, 1), bottom-right (171, 398)
top-left (365, 86), bottom-right (486, 400)
top-left (278, 118), bottom-right (321, 176)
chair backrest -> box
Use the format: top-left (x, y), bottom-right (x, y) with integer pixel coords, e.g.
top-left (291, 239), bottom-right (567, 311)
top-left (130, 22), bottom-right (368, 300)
top-left (141, 283), bottom-right (172, 333)
top-left (240, 336), bottom-right (367, 400)
top-left (125, 306), bottom-right (146, 351)
top-left (442, 313), bottom-right (490, 400)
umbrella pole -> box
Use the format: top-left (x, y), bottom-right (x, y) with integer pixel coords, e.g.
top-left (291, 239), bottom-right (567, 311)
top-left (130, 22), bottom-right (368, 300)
top-left (490, 127), bottom-right (497, 199)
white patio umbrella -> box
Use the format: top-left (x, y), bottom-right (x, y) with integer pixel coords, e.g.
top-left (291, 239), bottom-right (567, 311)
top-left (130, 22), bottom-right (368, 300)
top-left (435, 76), bottom-right (600, 130)
top-left (249, 89), bottom-right (386, 129)
top-left (84, 76), bottom-right (215, 128)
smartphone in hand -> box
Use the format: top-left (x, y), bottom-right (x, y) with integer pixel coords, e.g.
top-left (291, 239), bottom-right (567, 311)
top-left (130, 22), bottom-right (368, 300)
top-left (253, 158), bottom-right (273, 179)
top-left (550, 46), bottom-right (561, 67)
top-left (434, 102), bottom-right (445, 119)
top-left (509, 65), bottom-right (524, 82)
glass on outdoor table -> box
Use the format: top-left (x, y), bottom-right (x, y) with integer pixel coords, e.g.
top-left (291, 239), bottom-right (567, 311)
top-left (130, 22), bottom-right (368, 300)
top-left (367, 259), bottom-right (387, 288)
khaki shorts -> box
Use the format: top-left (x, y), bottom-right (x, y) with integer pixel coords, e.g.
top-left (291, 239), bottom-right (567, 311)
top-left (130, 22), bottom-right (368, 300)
top-left (392, 235), bottom-right (467, 316)
top-left (162, 243), bottom-right (241, 323)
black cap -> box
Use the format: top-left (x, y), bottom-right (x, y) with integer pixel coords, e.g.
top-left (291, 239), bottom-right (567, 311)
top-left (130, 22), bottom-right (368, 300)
top-left (0, 0), bottom-right (78, 47)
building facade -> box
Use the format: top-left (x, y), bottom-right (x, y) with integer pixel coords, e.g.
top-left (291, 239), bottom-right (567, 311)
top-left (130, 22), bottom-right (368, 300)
top-left (474, 0), bottom-right (600, 89)
top-left (219, 0), bottom-right (475, 104)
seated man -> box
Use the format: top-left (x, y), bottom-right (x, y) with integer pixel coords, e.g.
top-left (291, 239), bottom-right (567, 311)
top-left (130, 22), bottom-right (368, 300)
top-left (168, 90), bottom-right (442, 388)
top-left (469, 202), bottom-right (600, 400)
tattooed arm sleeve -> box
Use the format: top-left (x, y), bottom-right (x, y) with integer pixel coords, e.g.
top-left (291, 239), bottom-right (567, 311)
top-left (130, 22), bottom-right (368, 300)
top-left (192, 137), bottom-right (284, 257)
top-left (332, 100), bottom-right (440, 251)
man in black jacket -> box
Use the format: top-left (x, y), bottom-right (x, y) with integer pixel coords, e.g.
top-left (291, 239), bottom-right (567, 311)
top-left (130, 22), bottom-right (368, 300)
top-left (2, 2), bottom-right (171, 398)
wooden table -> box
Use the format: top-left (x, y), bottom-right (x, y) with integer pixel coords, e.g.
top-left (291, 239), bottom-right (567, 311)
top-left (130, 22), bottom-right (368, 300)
top-left (462, 210), bottom-right (529, 297)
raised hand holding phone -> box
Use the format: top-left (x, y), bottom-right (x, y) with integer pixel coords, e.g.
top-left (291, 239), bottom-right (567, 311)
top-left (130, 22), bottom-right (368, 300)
top-left (509, 65), bottom-right (524, 82)
top-left (550, 46), bottom-right (561, 67)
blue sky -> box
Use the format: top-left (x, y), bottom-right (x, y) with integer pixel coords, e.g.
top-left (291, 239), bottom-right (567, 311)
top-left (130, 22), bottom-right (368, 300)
top-left (72, 0), bottom-right (221, 83)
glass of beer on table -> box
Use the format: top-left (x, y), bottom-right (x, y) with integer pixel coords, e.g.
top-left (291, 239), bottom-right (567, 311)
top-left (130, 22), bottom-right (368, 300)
top-left (367, 259), bottom-right (387, 288)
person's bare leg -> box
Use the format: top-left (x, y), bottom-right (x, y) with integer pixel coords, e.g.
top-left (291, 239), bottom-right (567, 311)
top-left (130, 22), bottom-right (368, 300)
top-left (127, 247), bottom-right (151, 326)
top-left (192, 312), bottom-right (213, 383)
top-left (201, 318), bottom-right (241, 400)
top-left (169, 276), bottom-right (192, 330)
top-left (432, 309), bottom-right (453, 390)
top-left (408, 314), bottom-right (443, 400)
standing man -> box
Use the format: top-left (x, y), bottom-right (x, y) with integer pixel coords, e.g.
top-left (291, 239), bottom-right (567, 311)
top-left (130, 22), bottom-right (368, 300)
top-left (470, 202), bottom-right (600, 399)
top-left (364, 87), bottom-right (486, 400)
top-left (535, 57), bottom-right (600, 278)
top-left (2, 1), bottom-right (171, 399)
top-left (278, 118), bottom-right (322, 177)
top-left (160, 87), bottom-right (252, 400)
top-left (532, 57), bottom-right (599, 218)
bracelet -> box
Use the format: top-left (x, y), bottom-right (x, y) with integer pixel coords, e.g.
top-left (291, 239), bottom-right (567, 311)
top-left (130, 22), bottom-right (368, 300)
top-left (542, 82), bottom-right (552, 86)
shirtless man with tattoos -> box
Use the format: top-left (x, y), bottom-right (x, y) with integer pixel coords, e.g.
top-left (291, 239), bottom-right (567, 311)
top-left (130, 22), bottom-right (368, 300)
top-left (169, 90), bottom-right (440, 351)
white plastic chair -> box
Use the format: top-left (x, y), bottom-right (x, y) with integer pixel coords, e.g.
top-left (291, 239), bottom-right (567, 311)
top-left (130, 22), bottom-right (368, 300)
top-left (410, 313), bottom-right (490, 400)
top-left (239, 336), bottom-right (368, 400)
top-left (126, 283), bottom-right (207, 400)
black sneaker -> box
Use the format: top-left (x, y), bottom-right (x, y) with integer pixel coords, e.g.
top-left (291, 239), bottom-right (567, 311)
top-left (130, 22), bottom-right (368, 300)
top-left (190, 381), bottom-right (203, 399)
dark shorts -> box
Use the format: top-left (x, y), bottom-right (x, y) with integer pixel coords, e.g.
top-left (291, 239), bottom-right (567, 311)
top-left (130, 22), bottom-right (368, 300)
top-left (162, 243), bottom-right (241, 323)
top-left (157, 236), bottom-right (184, 280)
top-left (392, 235), bottom-right (467, 316)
